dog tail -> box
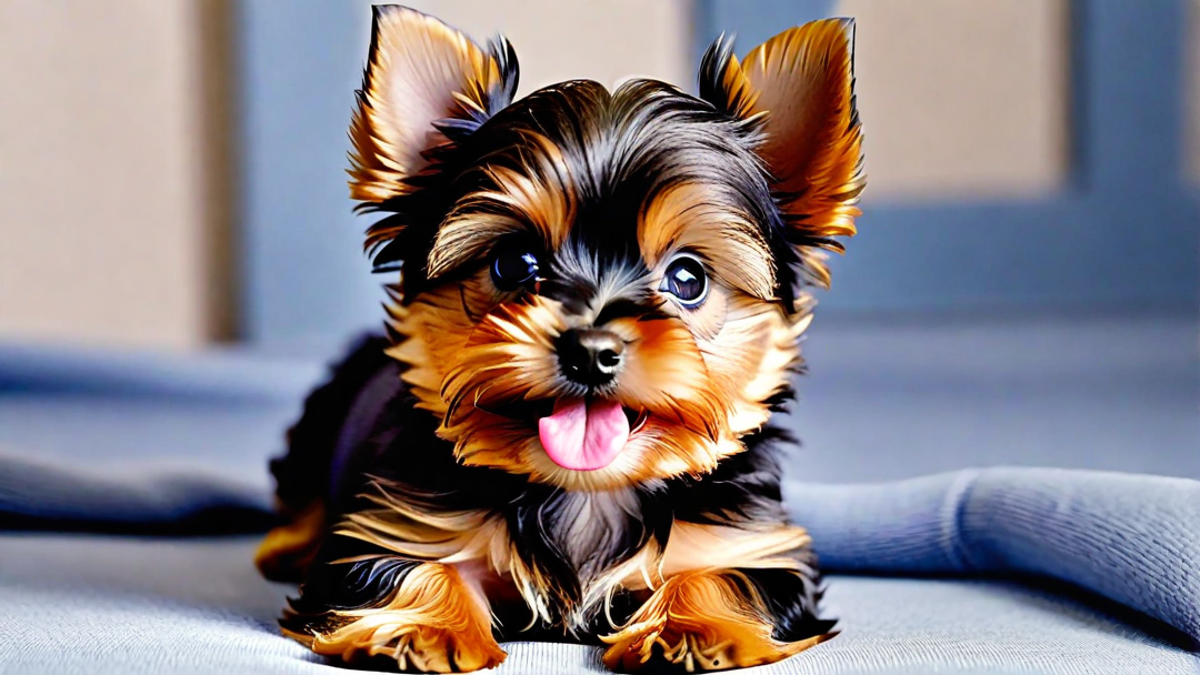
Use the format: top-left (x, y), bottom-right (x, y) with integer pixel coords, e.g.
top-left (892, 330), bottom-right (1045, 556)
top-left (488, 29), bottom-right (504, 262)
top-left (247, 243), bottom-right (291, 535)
top-left (256, 332), bottom-right (394, 582)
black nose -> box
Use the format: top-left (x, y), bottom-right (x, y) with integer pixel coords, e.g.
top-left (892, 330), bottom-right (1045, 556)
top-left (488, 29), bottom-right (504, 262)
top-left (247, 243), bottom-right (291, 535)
top-left (555, 329), bottom-right (624, 387)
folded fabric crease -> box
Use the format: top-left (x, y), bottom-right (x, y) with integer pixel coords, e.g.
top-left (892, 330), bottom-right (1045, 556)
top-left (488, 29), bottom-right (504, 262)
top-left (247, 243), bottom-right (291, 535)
top-left (786, 468), bottom-right (1200, 646)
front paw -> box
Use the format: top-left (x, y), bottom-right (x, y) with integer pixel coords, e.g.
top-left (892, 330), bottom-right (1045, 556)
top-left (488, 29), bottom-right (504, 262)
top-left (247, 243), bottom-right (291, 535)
top-left (603, 618), bottom-right (735, 672)
top-left (600, 571), bottom-right (832, 672)
top-left (285, 563), bottom-right (506, 673)
top-left (317, 622), bottom-right (506, 673)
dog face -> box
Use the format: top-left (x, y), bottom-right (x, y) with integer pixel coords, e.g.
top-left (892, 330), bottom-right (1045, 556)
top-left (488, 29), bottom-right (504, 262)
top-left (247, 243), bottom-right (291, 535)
top-left (351, 7), bottom-right (863, 491)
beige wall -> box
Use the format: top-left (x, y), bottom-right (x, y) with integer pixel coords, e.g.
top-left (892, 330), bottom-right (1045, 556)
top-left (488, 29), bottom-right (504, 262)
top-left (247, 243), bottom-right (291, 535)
top-left (397, 0), bottom-right (692, 96)
top-left (0, 0), bottom-right (688, 351)
top-left (0, 0), bottom-right (1097, 349)
top-left (0, 0), bottom-right (234, 350)
top-left (834, 0), bottom-right (1069, 201)
top-left (401, 0), bottom-right (1072, 203)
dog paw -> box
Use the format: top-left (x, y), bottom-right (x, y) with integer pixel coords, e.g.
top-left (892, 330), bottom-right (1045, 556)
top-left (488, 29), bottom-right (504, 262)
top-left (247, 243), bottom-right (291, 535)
top-left (600, 571), bottom-right (832, 672)
top-left (363, 623), bottom-right (506, 673)
top-left (602, 617), bottom-right (724, 671)
top-left (288, 563), bottom-right (506, 672)
top-left (297, 619), bottom-right (506, 673)
top-left (602, 618), bottom-right (830, 672)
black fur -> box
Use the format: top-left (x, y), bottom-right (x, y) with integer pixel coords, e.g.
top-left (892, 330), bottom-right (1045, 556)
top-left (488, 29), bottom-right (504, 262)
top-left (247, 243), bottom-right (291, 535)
top-left (269, 333), bottom-right (394, 518)
top-left (736, 568), bottom-right (835, 642)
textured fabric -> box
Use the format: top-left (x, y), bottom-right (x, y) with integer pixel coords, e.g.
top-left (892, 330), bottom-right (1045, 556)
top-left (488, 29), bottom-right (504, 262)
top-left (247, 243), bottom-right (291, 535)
top-left (1, 535), bottom-right (1196, 675)
top-left (787, 469), bottom-right (1200, 647)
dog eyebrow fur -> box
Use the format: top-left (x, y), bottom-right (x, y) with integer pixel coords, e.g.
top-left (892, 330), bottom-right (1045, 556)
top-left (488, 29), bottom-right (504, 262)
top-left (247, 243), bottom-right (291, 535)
top-left (427, 132), bottom-right (576, 280)
top-left (639, 181), bottom-right (776, 300)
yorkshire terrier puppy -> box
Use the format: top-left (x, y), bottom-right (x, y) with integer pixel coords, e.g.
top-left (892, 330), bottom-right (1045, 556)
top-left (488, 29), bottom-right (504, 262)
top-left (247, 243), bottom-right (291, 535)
top-left (257, 5), bottom-right (863, 672)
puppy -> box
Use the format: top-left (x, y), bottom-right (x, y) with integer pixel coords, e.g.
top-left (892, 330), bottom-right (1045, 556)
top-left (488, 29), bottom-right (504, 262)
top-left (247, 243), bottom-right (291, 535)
top-left (257, 5), bottom-right (864, 672)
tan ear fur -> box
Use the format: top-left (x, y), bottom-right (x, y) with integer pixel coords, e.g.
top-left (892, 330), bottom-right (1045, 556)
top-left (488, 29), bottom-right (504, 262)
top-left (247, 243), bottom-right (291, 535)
top-left (349, 6), bottom-right (502, 203)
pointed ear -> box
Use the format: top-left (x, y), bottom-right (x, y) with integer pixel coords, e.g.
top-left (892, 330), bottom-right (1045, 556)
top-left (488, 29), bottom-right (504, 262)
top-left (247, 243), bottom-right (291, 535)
top-left (349, 6), bottom-right (518, 203)
top-left (700, 20), bottom-right (864, 287)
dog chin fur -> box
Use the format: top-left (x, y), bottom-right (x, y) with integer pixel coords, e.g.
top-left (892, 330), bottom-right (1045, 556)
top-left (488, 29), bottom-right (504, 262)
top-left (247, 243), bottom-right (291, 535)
top-left (258, 4), bottom-right (863, 672)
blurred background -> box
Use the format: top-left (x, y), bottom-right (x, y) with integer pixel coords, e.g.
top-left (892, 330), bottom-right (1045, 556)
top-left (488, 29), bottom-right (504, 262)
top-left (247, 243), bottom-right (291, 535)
top-left (0, 0), bottom-right (1197, 485)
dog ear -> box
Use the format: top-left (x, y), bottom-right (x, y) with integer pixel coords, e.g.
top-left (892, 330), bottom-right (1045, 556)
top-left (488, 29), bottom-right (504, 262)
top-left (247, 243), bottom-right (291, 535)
top-left (699, 20), bottom-right (864, 288)
top-left (349, 6), bottom-right (518, 204)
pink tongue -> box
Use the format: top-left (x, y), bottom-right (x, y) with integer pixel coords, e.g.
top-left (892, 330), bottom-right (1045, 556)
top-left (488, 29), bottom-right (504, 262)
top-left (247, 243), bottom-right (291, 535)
top-left (537, 398), bottom-right (630, 471)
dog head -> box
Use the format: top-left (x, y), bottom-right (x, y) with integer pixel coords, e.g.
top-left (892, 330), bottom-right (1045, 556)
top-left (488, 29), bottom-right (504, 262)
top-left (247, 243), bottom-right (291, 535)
top-left (351, 6), bottom-right (863, 491)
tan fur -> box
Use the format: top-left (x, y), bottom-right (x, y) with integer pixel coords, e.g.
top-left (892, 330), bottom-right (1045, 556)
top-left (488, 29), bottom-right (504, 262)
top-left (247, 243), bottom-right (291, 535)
top-left (742, 21), bottom-right (865, 224)
top-left (656, 522), bottom-right (813, 579)
top-left (337, 489), bottom-right (507, 563)
top-left (698, 295), bottom-right (810, 436)
top-left (286, 562), bottom-right (505, 673)
top-left (349, 7), bottom-right (502, 207)
top-left (385, 284), bottom-right (804, 491)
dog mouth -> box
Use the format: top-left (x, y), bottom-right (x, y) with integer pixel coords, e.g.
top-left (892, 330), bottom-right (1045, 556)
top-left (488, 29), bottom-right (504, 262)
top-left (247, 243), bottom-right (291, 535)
top-left (481, 397), bottom-right (648, 471)
top-left (488, 399), bottom-right (648, 430)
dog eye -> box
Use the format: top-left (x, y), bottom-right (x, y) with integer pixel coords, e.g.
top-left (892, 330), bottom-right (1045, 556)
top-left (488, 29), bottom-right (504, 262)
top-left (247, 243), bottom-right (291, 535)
top-left (660, 255), bottom-right (708, 308)
top-left (491, 245), bottom-right (540, 291)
